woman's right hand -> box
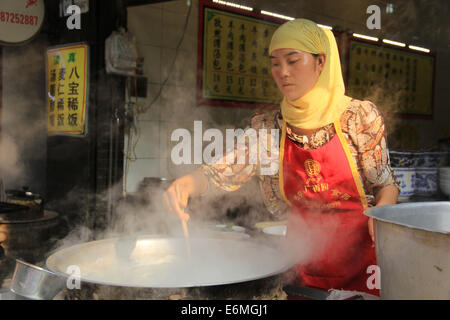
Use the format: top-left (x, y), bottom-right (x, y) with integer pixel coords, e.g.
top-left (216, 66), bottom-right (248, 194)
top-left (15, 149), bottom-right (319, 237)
top-left (162, 170), bottom-right (208, 221)
top-left (163, 177), bottom-right (193, 221)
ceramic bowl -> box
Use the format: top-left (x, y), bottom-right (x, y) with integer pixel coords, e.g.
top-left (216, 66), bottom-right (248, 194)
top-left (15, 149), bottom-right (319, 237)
top-left (415, 168), bottom-right (438, 195)
top-left (393, 168), bottom-right (416, 198)
top-left (262, 225), bottom-right (287, 237)
top-left (416, 152), bottom-right (449, 168)
top-left (389, 151), bottom-right (415, 168)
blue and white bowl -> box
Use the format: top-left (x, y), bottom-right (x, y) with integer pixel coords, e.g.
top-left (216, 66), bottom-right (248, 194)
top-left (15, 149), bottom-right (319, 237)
top-left (416, 152), bottom-right (449, 167)
top-left (389, 150), bottom-right (415, 168)
top-left (393, 168), bottom-right (416, 199)
top-left (415, 168), bottom-right (438, 195)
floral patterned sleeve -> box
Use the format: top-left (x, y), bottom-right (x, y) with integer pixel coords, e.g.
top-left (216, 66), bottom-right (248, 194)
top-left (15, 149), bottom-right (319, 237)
top-left (345, 100), bottom-right (400, 197)
top-left (200, 114), bottom-right (264, 192)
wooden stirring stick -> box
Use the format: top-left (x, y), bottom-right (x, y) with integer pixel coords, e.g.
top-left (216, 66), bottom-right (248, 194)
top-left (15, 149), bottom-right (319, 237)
top-left (175, 184), bottom-right (191, 259)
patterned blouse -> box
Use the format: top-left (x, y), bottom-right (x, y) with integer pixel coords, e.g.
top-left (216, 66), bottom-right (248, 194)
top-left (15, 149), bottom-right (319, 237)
top-left (201, 99), bottom-right (400, 219)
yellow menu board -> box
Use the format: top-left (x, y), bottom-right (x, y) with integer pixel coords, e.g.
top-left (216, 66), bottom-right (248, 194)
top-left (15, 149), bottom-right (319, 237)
top-left (347, 39), bottom-right (434, 117)
top-left (201, 6), bottom-right (282, 106)
top-left (46, 43), bottom-right (88, 135)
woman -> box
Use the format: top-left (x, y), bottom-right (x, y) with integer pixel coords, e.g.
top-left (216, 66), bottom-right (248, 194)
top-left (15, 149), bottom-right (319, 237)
top-left (163, 19), bottom-right (399, 296)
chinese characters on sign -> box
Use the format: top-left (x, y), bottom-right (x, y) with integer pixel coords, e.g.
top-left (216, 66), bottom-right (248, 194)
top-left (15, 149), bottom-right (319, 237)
top-left (46, 44), bottom-right (88, 135)
top-left (201, 7), bottom-right (283, 106)
top-left (347, 40), bottom-right (434, 118)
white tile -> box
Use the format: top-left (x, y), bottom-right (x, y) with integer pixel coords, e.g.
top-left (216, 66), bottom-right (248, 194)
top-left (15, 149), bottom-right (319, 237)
top-left (159, 157), bottom-right (170, 179)
top-left (163, 0), bottom-right (194, 15)
top-left (127, 5), bottom-right (162, 46)
top-left (133, 120), bottom-right (161, 158)
top-left (162, 9), bottom-right (198, 50)
top-left (159, 85), bottom-right (197, 121)
top-left (137, 44), bottom-right (162, 84)
top-left (134, 84), bottom-right (163, 121)
top-left (124, 158), bottom-right (161, 193)
top-left (161, 48), bottom-right (197, 87)
top-left (159, 121), bottom-right (170, 159)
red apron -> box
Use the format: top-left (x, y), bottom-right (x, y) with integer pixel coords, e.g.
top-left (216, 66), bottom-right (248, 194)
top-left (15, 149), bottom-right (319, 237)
top-left (279, 119), bottom-right (379, 296)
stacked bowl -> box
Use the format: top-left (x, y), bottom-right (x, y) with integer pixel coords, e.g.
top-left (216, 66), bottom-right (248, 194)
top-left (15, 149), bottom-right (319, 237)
top-left (390, 150), bottom-right (417, 201)
top-left (392, 167), bottom-right (416, 201)
top-left (390, 150), bottom-right (448, 200)
top-left (439, 167), bottom-right (450, 198)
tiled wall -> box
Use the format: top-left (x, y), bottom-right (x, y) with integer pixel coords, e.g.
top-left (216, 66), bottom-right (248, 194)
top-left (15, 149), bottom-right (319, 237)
top-left (125, 0), bottom-right (258, 193)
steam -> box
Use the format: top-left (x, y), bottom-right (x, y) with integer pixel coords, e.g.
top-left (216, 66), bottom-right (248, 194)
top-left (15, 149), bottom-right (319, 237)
top-left (0, 134), bottom-right (24, 185)
top-left (0, 39), bottom-right (48, 193)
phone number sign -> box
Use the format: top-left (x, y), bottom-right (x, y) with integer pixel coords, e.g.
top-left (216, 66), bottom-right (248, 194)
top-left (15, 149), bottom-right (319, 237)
top-left (0, 0), bottom-right (45, 44)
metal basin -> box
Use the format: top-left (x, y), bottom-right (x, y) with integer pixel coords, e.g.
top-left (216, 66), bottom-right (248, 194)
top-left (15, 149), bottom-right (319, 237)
top-left (365, 202), bottom-right (450, 299)
top-left (10, 260), bottom-right (66, 300)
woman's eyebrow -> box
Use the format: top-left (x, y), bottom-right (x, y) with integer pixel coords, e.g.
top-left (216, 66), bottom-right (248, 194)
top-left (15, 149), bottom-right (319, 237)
top-left (284, 51), bottom-right (301, 57)
top-left (269, 51), bottom-right (301, 59)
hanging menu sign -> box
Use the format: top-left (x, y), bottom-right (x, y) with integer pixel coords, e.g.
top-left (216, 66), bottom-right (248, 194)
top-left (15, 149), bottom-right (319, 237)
top-left (199, 4), bottom-right (283, 107)
top-left (46, 43), bottom-right (89, 136)
top-left (347, 39), bottom-right (435, 118)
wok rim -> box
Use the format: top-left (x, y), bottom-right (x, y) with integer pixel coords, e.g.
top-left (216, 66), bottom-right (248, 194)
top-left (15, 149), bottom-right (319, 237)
top-left (46, 234), bottom-right (298, 289)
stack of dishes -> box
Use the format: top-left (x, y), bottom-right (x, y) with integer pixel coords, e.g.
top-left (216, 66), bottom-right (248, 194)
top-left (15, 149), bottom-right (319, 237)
top-left (393, 168), bottom-right (416, 201)
top-left (390, 149), bottom-right (448, 200)
top-left (439, 167), bottom-right (450, 197)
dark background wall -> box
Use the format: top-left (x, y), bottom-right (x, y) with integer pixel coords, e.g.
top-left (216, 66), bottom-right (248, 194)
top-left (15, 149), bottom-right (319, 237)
top-left (42, 0), bottom-right (127, 231)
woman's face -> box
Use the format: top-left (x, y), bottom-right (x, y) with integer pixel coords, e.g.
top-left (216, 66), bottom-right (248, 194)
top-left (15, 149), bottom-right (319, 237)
top-left (270, 49), bottom-right (325, 101)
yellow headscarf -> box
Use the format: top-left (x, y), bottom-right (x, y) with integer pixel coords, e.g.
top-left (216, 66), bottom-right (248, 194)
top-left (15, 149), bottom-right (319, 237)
top-left (269, 19), bottom-right (351, 129)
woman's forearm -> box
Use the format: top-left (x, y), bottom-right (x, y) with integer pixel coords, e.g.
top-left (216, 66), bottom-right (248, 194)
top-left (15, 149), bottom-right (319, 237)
top-left (374, 185), bottom-right (399, 207)
top-left (190, 167), bottom-right (209, 196)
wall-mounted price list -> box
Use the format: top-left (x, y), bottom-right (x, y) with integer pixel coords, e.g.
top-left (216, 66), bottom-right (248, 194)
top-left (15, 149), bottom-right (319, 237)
top-left (200, 7), bottom-right (282, 106)
top-left (347, 39), bottom-right (434, 118)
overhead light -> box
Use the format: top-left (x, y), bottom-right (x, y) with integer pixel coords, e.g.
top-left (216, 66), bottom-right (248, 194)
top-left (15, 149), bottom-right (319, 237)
top-left (353, 33), bottom-right (379, 42)
top-left (408, 45), bottom-right (430, 53)
top-left (382, 39), bottom-right (406, 47)
top-left (260, 10), bottom-right (295, 21)
top-left (317, 24), bottom-right (333, 30)
top-left (212, 0), bottom-right (253, 11)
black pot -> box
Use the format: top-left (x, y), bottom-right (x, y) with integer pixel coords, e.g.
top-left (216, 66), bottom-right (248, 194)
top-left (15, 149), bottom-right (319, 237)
top-left (5, 187), bottom-right (44, 215)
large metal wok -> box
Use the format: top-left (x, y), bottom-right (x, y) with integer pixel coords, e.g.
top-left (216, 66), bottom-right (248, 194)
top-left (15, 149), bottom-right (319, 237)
top-left (46, 235), bottom-right (297, 299)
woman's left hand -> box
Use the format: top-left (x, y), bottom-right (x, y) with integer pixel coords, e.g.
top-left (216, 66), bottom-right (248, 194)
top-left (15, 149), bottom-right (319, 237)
top-left (370, 185), bottom-right (400, 246)
top-left (368, 218), bottom-right (375, 245)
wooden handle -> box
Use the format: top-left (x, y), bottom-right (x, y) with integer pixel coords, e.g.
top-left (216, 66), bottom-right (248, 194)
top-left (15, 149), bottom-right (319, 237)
top-left (175, 184), bottom-right (191, 259)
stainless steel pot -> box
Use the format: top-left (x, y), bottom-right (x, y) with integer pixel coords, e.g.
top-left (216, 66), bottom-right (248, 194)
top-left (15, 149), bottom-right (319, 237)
top-left (365, 202), bottom-right (450, 300)
top-left (46, 235), bottom-right (297, 299)
top-left (10, 259), bottom-right (66, 300)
